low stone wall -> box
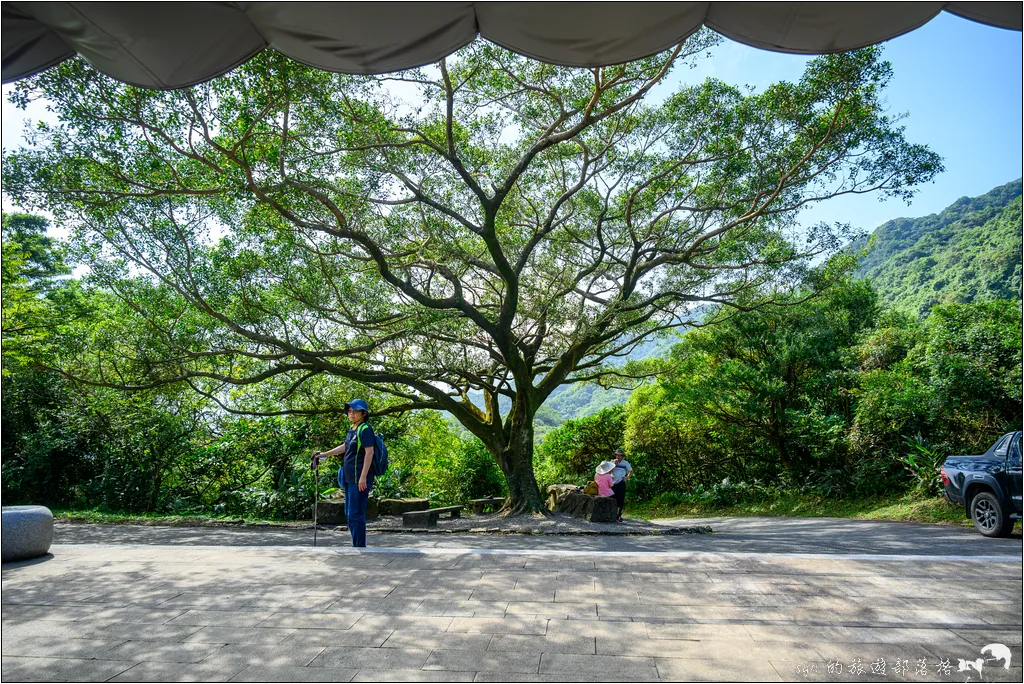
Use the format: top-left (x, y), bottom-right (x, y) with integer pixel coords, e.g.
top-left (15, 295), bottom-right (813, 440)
top-left (553, 492), bottom-right (618, 523)
top-left (545, 484), bottom-right (581, 511)
top-left (316, 500), bottom-right (346, 524)
top-left (315, 497), bottom-right (379, 525)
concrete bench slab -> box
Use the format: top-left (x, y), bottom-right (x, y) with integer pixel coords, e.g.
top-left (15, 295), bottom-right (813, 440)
top-left (469, 498), bottom-right (505, 514)
top-left (402, 506), bottom-right (463, 528)
top-left (2, 505), bottom-right (54, 562)
top-left (378, 498), bottom-right (429, 516)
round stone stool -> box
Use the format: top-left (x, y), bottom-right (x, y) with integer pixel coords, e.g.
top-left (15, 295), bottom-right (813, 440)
top-left (2, 506), bottom-right (54, 562)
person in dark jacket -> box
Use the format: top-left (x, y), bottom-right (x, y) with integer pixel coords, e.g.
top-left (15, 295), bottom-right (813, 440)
top-left (313, 399), bottom-right (376, 547)
top-left (610, 448), bottom-right (633, 522)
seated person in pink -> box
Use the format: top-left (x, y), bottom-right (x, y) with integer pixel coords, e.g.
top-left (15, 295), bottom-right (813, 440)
top-left (594, 461), bottom-right (615, 497)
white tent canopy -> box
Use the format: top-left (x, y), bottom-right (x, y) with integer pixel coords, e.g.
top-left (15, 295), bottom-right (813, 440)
top-left (2, 2), bottom-right (1022, 89)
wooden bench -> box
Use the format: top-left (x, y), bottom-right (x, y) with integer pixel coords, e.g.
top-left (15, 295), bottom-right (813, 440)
top-left (469, 497), bottom-right (506, 514)
top-left (402, 505), bottom-right (464, 527)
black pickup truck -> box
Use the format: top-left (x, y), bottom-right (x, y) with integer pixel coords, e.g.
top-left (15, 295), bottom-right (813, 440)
top-left (941, 431), bottom-right (1022, 537)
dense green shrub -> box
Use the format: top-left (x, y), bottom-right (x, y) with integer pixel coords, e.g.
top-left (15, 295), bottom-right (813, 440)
top-left (534, 407), bottom-right (625, 490)
top-left (619, 290), bottom-right (1020, 503)
top-left (387, 411), bottom-right (506, 505)
top-left (898, 434), bottom-right (945, 496)
top-left (372, 466), bottom-right (415, 500)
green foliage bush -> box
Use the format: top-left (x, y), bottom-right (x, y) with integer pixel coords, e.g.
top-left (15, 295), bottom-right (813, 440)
top-left (617, 282), bottom-right (1020, 505)
top-left (534, 407), bottom-right (625, 490)
top-left (217, 472), bottom-right (310, 520)
top-left (388, 412), bottom-right (506, 506)
top-left (646, 479), bottom-right (780, 508)
top-left (898, 434), bottom-right (945, 496)
top-left (371, 466), bottom-right (414, 500)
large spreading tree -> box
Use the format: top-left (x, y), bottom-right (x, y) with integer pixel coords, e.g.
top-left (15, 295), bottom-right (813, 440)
top-left (4, 34), bottom-right (941, 512)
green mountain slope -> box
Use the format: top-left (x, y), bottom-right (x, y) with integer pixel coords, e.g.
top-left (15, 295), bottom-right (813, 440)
top-left (855, 179), bottom-right (1022, 317)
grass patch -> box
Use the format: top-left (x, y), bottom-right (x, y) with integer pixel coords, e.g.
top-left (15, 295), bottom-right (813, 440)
top-left (626, 491), bottom-right (976, 527)
top-left (51, 509), bottom-right (300, 527)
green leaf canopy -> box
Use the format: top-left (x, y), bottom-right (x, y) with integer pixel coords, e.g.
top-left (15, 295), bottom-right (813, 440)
top-left (3, 36), bottom-right (942, 511)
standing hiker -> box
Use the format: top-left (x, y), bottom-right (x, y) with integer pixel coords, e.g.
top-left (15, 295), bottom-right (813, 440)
top-left (312, 399), bottom-right (376, 547)
top-left (610, 448), bottom-right (633, 522)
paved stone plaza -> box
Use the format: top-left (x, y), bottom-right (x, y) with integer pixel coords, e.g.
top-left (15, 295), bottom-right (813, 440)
top-left (1, 520), bottom-right (1021, 682)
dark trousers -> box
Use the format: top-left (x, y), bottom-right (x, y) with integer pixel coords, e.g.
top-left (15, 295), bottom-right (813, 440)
top-left (612, 480), bottom-right (626, 517)
top-left (344, 481), bottom-right (369, 547)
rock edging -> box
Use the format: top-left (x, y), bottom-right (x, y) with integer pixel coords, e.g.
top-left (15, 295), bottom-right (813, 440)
top-left (314, 525), bottom-right (713, 536)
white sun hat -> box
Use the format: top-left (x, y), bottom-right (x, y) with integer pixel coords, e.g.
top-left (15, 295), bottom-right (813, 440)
top-left (596, 461), bottom-right (615, 475)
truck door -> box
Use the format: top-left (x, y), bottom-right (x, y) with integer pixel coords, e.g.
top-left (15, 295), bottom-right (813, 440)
top-left (1007, 432), bottom-right (1022, 515)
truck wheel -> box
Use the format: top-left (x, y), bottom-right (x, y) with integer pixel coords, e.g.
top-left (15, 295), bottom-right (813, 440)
top-left (970, 491), bottom-right (1013, 538)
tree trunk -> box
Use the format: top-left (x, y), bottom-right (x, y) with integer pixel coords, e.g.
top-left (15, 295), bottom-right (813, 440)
top-left (493, 411), bottom-right (547, 515)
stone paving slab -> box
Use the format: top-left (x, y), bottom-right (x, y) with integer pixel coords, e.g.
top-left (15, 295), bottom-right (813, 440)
top-left (351, 670), bottom-right (475, 682)
top-left (0, 636), bottom-right (127, 660)
top-left (2, 534), bottom-right (1021, 682)
top-left (205, 643), bottom-right (327, 668)
top-left (107, 661), bottom-right (247, 682)
top-left (487, 634), bottom-right (596, 654)
top-left (540, 652), bottom-right (661, 678)
top-left (2, 657), bottom-right (138, 682)
top-left (381, 630), bottom-right (494, 651)
top-left (422, 649), bottom-right (541, 673)
top-left (227, 664), bottom-right (358, 681)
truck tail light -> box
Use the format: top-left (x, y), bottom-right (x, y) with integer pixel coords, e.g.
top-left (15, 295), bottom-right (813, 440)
top-left (940, 467), bottom-right (950, 486)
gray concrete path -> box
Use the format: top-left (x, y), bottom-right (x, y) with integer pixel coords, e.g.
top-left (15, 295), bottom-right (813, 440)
top-left (46, 516), bottom-right (1023, 557)
top-left (2, 519), bottom-right (1021, 682)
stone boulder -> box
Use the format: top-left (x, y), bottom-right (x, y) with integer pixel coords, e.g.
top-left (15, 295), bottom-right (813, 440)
top-left (316, 500), bottom-right (347, 524)
top-left (2, 506), bottom-right (54, 562)
top-left (545, 484), bottom-right (581, 511)
top-left (378, 498), bottom-right (429, 516)
top-left (553, 492), bottom-right (618, 523)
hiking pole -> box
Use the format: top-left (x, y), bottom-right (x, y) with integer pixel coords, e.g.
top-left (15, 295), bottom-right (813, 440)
top-left (311, 452), bottom-right (320, 547)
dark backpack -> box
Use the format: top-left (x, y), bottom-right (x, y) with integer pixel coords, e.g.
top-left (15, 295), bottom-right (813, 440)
top-left (356, 422), bottom-right (389, 478)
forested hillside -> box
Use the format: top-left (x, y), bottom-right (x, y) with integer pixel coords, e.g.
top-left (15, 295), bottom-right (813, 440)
top-left (855, 179), bottom-right (1022, 317)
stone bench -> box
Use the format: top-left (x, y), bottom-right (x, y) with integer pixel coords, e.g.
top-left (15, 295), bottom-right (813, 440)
top-left (545, 484), bottom-right (581, 511)
top-left (378, 498), bottom-right (429, 516)
top-left (2, 506), bottom-right (54, 563)
top-left (402, 505), bottom-right (464, 527)
top-left (553, 492), bottom-right (617, 523)
top-left (468, 497), bottom-right (505, 514)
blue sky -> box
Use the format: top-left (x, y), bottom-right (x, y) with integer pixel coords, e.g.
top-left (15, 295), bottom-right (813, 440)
top-left (2, 11), bottom-right (1021, 236)
top-left (664, 11), bottom-right (1023, 233)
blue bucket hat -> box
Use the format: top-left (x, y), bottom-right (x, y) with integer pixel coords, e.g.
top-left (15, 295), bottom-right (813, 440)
top-left (345, 398), bottom-right (369, 414)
